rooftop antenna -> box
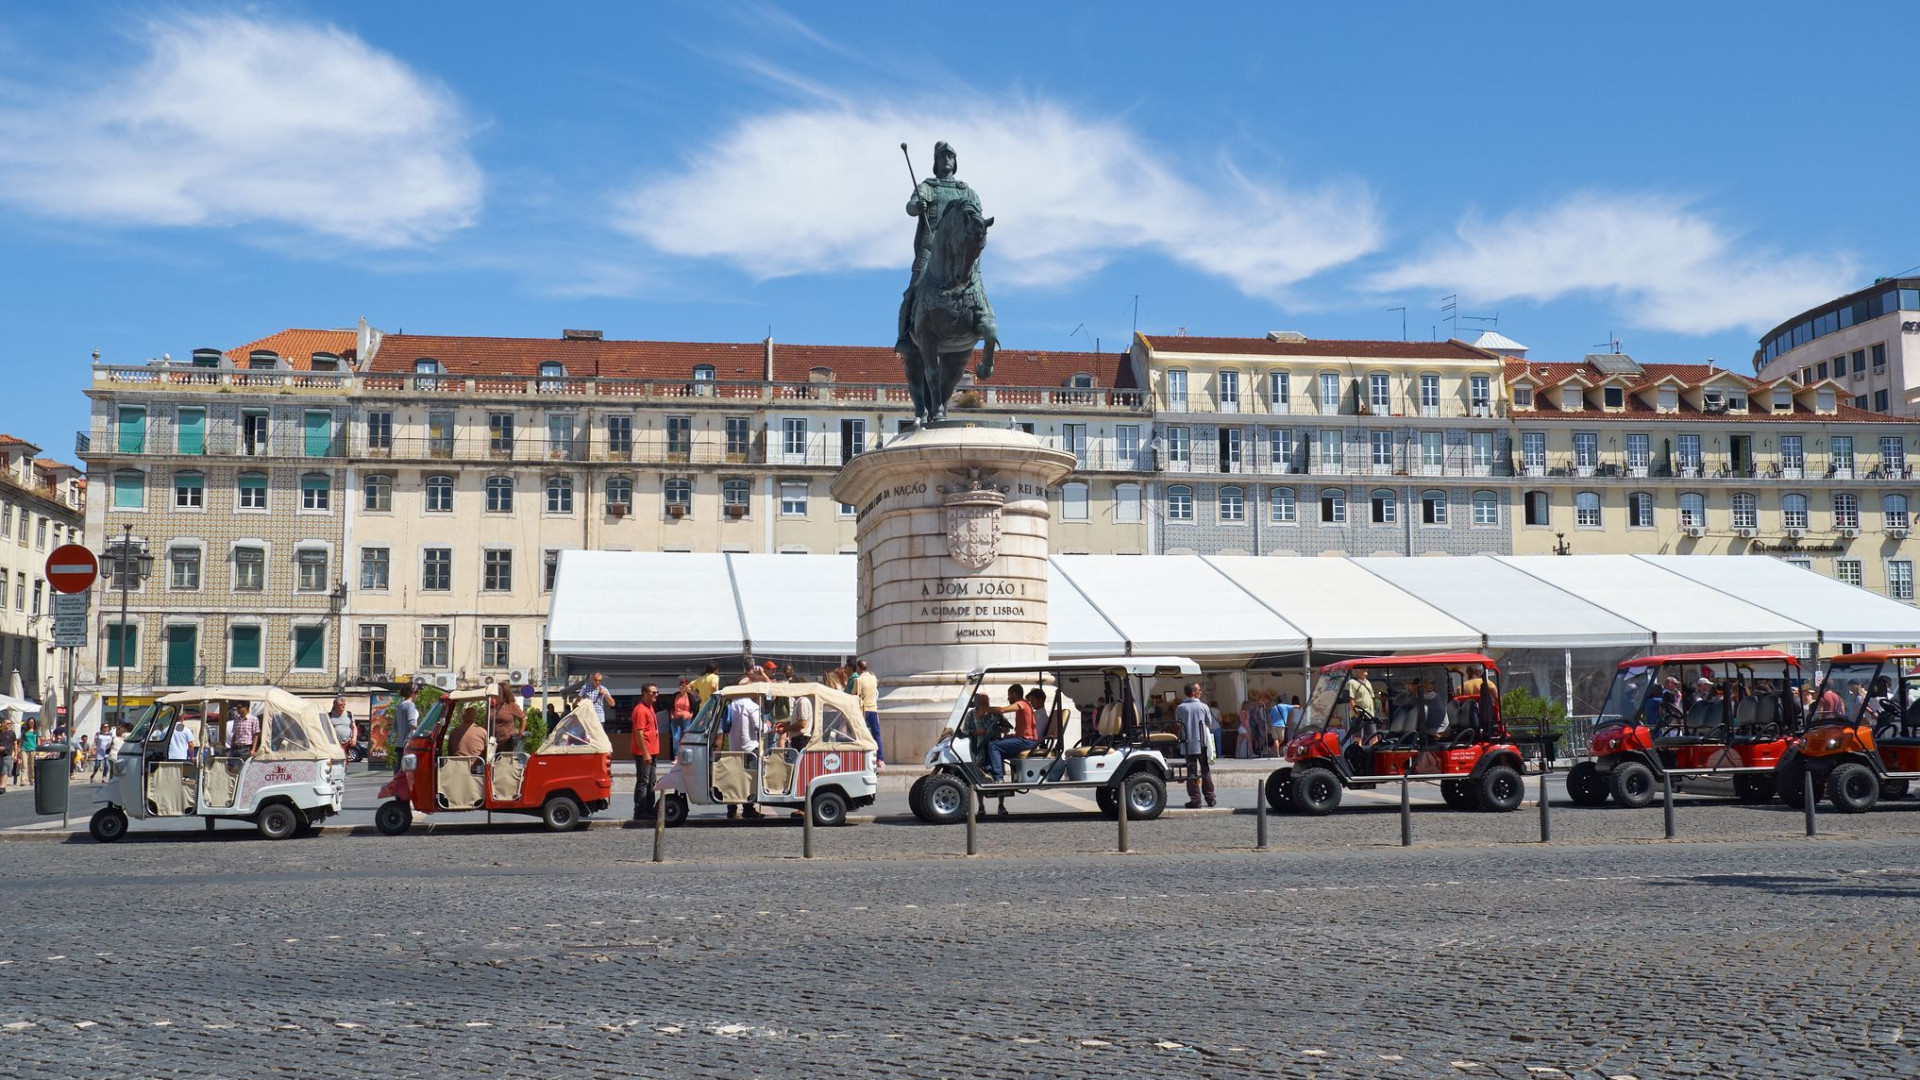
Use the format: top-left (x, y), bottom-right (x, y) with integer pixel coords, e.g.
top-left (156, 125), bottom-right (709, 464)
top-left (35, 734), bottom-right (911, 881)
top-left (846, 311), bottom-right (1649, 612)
top-left (1461, 311), bottom-right (1500, 330)
top-left (1439, 294), bottom-right (1458, 337)
top-left (1125, 294), bottom-right (1141, 336)
top-left (1592, 331), bottom-right (1623, 354)
top-left (1070, 324), bottom-right (1097, 353)
top-left (1387, 306), bottom-right (1407, 341)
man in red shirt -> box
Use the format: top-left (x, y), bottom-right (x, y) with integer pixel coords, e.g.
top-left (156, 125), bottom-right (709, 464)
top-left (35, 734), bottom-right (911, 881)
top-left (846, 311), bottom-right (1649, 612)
top-left (630, 684), bottom-right (660, 819)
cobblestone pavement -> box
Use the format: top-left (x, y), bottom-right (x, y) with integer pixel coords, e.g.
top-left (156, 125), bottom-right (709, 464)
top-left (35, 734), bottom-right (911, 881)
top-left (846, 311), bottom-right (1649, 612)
top-left (3, 801), bottom-right (1918, 1079)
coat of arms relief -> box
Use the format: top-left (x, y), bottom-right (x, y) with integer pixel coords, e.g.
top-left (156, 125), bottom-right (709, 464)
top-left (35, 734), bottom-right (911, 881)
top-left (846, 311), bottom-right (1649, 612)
top-left (940, 467), bottom-right (1006, 572)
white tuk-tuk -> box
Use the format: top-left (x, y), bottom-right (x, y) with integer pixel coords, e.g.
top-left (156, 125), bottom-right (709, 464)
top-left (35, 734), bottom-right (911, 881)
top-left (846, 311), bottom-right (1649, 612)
top-left (657, 682), bottom-right (878, 826)
top-left (89, 686), bottom-right (346, 842)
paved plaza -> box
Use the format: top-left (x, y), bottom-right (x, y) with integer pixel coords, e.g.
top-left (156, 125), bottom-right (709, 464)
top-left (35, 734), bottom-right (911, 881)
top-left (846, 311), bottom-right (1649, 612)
top-left (2, 775), bottom-right (1917, 1079)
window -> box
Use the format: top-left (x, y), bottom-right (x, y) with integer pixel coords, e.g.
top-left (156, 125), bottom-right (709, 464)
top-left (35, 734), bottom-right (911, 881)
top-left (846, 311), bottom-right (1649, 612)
top-left (1317, 429), bottom-right (1344, 469)
top-left (1872, 342), bottom-right (1888, 371)
top-left (112, 469), bottom-right (144, 509)
top-left (666, 415), bottom-right (692, 458)
top-left (1573, 433), bottom-right (1599, 469)
top-left (1816, 362), bottom-right (1828, 380)
top-left (292, 626), bottom-right (325, 671)
top-left (1268, 428), bottom-right (1297, 473)
top-left (366, 411), bottom-right (392, 450)
top-left (1164, 426), bottom-right (1191, 469)
top-left (420, 625), bottom-right (450, 670)
top-left (1877, 389), bottom-right (1891, 412)
top-left (545, 475), bottom-right (574, 514)
top-left (840, 418), bottom-right (867, 464)
top-left (1117, 425), bottom-right (1141, 469)
top-left (1524, 490), bottom-right (1550, 526)
top-left (1512, 385), bottom-right (1533, 409)
top-left (116, 406), bottom-right (146, 454)
top-left (1624, 491), bottom-right (1651, 530)
top-left (1370, 373), bottom-right (1392, 412)
top-left (425, 410), bottom-right (454, 457)
top-left (1271, 487), bottom-right (1297, 524)
top-left (350, 473), bottom-right (387, 513)
top-left (1833, 436), bottom-right (1855, 472)
top-left (722, 478), bottom-right (750, 512)
top-left (1166, 485), bottom-right (1193, 521)
top-left (105, 623), bottom-right (138, 670)
top-left (782, 417), bottom-right (807, 459)
top-left (1418, 373), bottom-right (1440, 414)
top-left (482, 625), bottom-right (510, 669)
top-left (1216, 369), bottom-right (1239, 412)
top-left (692, 364), bottom-right (716, 393)
top-left (1470, 375), bottom-right (1491, 412)
top-left (489, 413), bottom-right (516, 454)
top-left (606, 415), bottom-right (632, 456)
top-left (1885, 494), bottom-right (1910, 531)
top-left (300, 473), bottom-right (330, 511)
top-left (1419, 490), bottom-right (1448, 525)
top-left (176, 408), bottom-right (205, 455)
top-left (173, 471), bottom-right (204, 509)
top-left (1783, 493), bottom-right (1809, 530)
top-left (1369, 430), bottom-right (1394, 468)
top-left (1472, 490), bottom-right (1498, 526)
top-left (1114, 483), bottom-right (1142, 523)
top-left (304, 410), bottom-right (334, 457)
top-left (547, 414), bottom-right (575, 458)
top-left (665, 478), bottom-right (692, 511)
top-left (358, 625), bottom-right (388, 680)
top-left (1679, 492), bottom-right (1705, 528)
top-left (1834, 493), bottom-right (1860, 529)
top-left (422, 548), bottom-right (451, 591)
top-left (229, 625), bottom-right (261, 671)
top-left (1219, 485), bottom-right (1245, 522)
top-left (1470, 431), bottom-right (1494, 472)
top-left (780, 482), bottom-right (809, 516)
top-left (1732, 493), bottom-right (1758, 530)
top-left (233, 546), bottom-right (264, 591)
top-left (483, 549), bottom-right (512, 592)
top-left (1780, 435), bottom-right (1803, 472)
top-left (241, 411), bottom-right (268, 456)
top-left (168, 548), bottom-right (200, 590)
top-left (485, 475), bottom-right (513, 513)
top-left (1319, 372), bottom-right (1341, 414)
top-left (606, 476), bottom-right (632, 509)
top-left (425, 473), bottom-right (453, 513)
top-left (1065, 424), bottom-right (1089, 468)
top-left (1521, 432), bottom-right (1545, 470)
top-left (1890, 561), bottom-right (1915, 602)
top-left (725, 416), bottom-right (751, 461)
top-left (1320, 487), bottom-right (1347, 524)
top-left (1677, 434), bottom-right (1702, 473)
top-left (1166, 369), bottom-right (1188, 411)
top-left (360, 547), bottom-right (390, 591)
top-left (1853, 350), bottom-right (1867, 375)
top-left (543, 550), bottom-right (561, 592)
top-left (1268, 372), bottom-right (1290, 409)
top-left (1882, 437), bottom-right (1906, 473)
top-left (296, 548), bottom-right (328, 592)
top-left (34, 518), bottom-right (45, 550)
top-left (1369, 488), bottom-right (1397, 525)
top-left (1836, 559), bottom-right (1863, 587)
top-left (1420, 431), bottom-right (1444, 472)
top-left (1603, 386), bottom-right (1625, 409)
top-left (1068, 372), bottom-right (1094, 389)
top-left (1061, 482), bottom-right (1089, 521)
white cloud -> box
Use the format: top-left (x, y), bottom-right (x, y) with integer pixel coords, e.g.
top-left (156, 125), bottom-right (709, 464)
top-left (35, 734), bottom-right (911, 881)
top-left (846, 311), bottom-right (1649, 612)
top-left (0, 14), bottom-right (480, 247)
top-left (1371, 193), bottom-right (1855, 335)
top-left (613, 100), bottom-right (1380, 297)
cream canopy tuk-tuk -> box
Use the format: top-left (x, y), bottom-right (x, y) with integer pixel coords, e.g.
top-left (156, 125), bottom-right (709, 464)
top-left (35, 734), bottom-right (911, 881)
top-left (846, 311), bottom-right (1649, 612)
top-left (90, 686), bottom-right (346, 842)
top-left (657, 681), bottom-right (878, 826)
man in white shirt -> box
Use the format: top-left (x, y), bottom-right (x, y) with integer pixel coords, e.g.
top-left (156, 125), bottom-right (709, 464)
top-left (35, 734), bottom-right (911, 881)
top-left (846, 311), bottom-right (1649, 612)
top-left (90, 727), bottom-right (116, 781)
top-left (166, 716), bottom-right (195, 761)
top-left (724, 693), bottom-right (766, 820)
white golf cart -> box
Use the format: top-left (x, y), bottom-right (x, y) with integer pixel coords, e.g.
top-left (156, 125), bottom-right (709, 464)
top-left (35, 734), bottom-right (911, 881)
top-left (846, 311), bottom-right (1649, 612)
top-left (908, 656), bottom-right (1201, 824)
top-left (90, 686), bottom-right (346, 842)
top-left (657, 681), bottom-right (878, 826)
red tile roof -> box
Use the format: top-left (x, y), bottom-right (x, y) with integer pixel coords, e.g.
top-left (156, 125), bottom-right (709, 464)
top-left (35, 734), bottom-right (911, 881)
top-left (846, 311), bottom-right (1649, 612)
top-left (0, 434), bottom-right (37, 449)
top-left (1138, 333), bottom-right (1493, 361)
top-left (1504, 360), bottom-right (1889, 423)
top-left (33, 458), bottom-right (78, 474)
top-left (225, 329), bottom-right (357, 370)
top-left (772, 343), bottom-right (1131, 388)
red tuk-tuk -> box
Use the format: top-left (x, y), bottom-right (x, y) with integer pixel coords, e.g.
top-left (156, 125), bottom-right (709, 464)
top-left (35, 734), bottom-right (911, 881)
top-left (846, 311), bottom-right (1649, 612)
top-left (375, 691), bottom-right (612, 834)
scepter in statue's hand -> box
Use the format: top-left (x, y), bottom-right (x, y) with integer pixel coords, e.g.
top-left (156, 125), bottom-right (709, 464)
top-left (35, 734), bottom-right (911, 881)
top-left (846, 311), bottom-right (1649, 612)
top-left (900, 142), bottom-right (916, 188)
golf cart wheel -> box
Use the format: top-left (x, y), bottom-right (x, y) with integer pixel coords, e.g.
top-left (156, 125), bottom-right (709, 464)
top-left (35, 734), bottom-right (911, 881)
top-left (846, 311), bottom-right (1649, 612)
top-left (1095, 786), bottom-right (1118, 818)
top-left (1826, 762), bottom-right (1878, 814)
top-left (89, 807), bottom-right (128, 844)
top-left (374, 799), bottom-right (413, 836)
top-left (205, 816), bottom-right (217, 832)
top-left (1733, 775), bottom-right (1775, 803)
top-left (1880, 779), bottom-right (1910, 801)
top-left (1775, 756), bottom-right (1808, 809)
top-left (1440, 779), bottom-right (1478, 810)
top-left (1120, 771), bottom-right (1166, 821)
top-left (541, 794), bottom-right (585, 832)
top-left (809, 789), bottom-right (849, 827)
top-left (1290, 766), bottom-right (1343, 816)
top-left (1477, 765), bottom-right (1525, 813)
top-left (1565, 761), bottom-right (1610, 806)
top-left (1264, 769), bottom-right (1294, 815)
top-left (1609, 761), bottom-right (1656, 809)
top-left (662, 793), bottom-right (689, 827)
top-left (257, 803), bottom-right (300, 841)
top-left (907, 775), bottom-right (931, 822)
top-left (922, 774), bottom-right (969, 825)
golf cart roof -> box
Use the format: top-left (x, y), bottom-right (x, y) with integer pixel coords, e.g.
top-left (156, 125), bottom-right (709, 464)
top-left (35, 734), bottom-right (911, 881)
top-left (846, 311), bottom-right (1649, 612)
top-left (536, 697), bottom-right (612, 756)
top-left (1617, 650), bottom-right (1800, 671)
top-left (1821, 649), bottom-right (1920, 665)
top-left (443, 687), bottom-right (495, 702)
top-left (1321, 653), bottom-right (1498, 673)
top-left (714, 681), bottom-right (874, 751)
top-left (968, 656), bottom-right (1201, 678)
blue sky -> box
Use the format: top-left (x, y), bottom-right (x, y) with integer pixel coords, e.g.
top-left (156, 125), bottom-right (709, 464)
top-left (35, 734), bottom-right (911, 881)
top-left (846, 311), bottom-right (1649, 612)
top-left (2, 1), bottom-right (1913, 460)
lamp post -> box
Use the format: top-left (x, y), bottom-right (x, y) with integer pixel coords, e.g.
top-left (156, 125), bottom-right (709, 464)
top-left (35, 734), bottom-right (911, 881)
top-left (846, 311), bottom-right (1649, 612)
top-left (1553, 531), bottom-right (1572, 556)
top-left (103, 525), bottom-right (152, 729)
top-left (329, 581), bottom-right (348, 692)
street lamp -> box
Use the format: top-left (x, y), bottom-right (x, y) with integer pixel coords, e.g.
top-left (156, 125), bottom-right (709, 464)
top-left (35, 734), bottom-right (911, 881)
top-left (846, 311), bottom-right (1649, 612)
top-left (1553, 531), bottom-right (1572, 556)
top-left (103, 525), bottom-right (152, 729)
top-left (329, 580), bottom-right (348, 692)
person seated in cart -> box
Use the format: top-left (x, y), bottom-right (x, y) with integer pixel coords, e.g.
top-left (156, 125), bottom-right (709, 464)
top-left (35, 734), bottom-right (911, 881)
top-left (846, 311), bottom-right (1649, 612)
top-left (984, 685), bottom-right (1037, 782)
top-left (449, 706), bottom-right (488, 759)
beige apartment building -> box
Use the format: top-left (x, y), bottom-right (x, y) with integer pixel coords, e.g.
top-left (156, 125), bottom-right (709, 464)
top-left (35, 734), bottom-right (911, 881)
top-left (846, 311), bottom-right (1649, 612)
top-left (0, 436), bottom-right (86, 699)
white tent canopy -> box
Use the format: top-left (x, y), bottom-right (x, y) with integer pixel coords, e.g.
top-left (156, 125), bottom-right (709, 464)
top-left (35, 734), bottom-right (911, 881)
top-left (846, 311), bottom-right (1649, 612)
top-left (726, 553), bottom-right (857, 656)
top-left (1046, 561), bottom-right (1127, 657)
top-left (1205, 555), bottom-right (1481, 652)
top-left (1046, 555), bottom-right (1307, 656)
top-left (1635, 554), bottom-right (1920, 644)
top-left (1494, 554), bottom-right (1815, 648)
top-left (1355, 555), bottom-right (1652, 649)
top-left (548, 552), bottom-right (745, 658)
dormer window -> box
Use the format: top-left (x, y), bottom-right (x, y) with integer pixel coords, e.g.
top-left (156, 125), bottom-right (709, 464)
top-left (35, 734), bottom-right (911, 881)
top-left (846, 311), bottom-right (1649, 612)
top-left (807, 366), bottom-right (835, 383)
top-left (248, 350), bottom-right (280, 370)
top-left (1512, 385), bottom-right (1533, 409)
top-left (1816, 388), bottom-right (1836, 412)
top-left (540, 361), bottom-right (567, 378)
top-left (1068, 372), bottom-right (1094, 389)
top-left (311, 351), bottom-right (341, 372)
top-left (190, 348), bottom-right (222, 368)
top-left (1726, 393), bottom-right (1746, 412)
top-left (1559, 386), bottom-right (1584, 411)
top-left (693, 364), bottom-right (716, 382)
top-left (414, 359), bottom-right (441, 374)
top-left (1772, 388), bottom-right (1792, 411)
top-left (1703, 389), bottom-right (1725, 412)
top-left (1603, 386), bottom-right (1625, 409)
top-left (1656, 387), bottom-right (1679, 412)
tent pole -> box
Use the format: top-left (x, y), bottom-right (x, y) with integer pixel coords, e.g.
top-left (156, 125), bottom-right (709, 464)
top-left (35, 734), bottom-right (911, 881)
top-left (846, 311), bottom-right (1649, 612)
top-left (1564, 649), bottom-right (1574, 721)
top-left (1302, 643), bottom-right (1313, 719)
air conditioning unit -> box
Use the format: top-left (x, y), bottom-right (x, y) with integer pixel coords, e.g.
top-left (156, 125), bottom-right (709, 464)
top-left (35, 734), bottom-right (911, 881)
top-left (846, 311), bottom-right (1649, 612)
top-left (667, 504), bottom-right (686, 518)
top-left (508, 668), bottom-right (528, 684)
top-left (1684, 525), bottom-right (1707, 538)
top-left (1839, 527), bottom-right (1860, 538)
top-left (1736, 526), bottom-right (1757, 538)
top-left (431, 673), bottom-right (457, 690)
top-left (1786, 527), bottom-right (1807, 539)
top-left (608, 502), bottom-right (629, 518)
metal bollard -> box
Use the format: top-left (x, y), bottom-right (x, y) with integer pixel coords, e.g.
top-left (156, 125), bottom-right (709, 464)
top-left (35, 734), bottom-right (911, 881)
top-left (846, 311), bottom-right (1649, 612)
top-left (1117, 779), bottom-right (1130, 853)
top-left (652, 789), bottom-right (666, 864)
top-left (1399, 763), bottom-right (1412, 847)
top-left (802, 786), bottom-right (815, 860)
top-left (1662, 772), bottom-right (1676, 839)
top-left (1537, 761), bottom-right (1552, 844)
top-left (1255, 775), bottom-right (1269, 850)
top-left (965, 787), bottom-right (977, 857)
top-left (1803, 767), bottom-right (1817, 837)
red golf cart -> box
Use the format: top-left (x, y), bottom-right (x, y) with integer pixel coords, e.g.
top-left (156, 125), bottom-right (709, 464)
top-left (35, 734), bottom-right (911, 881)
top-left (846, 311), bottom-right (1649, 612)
top-left (1566, 651), bottom-right (1800, 808)
top-left (375, 690), bottom-right (613, 834)
top-left (1266, 654), bottom-right (1528, 815)
top-left (1772, 648), bottom-right (1920, 812)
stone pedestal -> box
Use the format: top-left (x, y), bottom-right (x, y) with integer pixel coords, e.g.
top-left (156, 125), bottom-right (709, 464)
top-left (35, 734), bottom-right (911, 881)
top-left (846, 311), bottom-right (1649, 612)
top-left (829, 424), bottom-right (1076, 763)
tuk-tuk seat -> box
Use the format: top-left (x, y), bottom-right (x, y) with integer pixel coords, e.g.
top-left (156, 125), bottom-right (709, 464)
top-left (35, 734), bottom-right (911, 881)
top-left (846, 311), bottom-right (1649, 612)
top-left (146, 761), bottom-right (197, 816)
top-left (762, 751), bottom-right (796, 796)
top-left (437, 756), bottom-right (486, 810)
top-left (489, 753), bottom-right (528, 803)
top-left (711, 752), bottom-right (755, 803)
top-left (202, 758), bottom-right (243, 809)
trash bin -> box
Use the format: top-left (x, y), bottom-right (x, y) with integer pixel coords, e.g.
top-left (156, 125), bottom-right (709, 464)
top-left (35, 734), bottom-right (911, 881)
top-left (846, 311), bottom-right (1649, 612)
top-left (33, 744), bottom-right (71, 816)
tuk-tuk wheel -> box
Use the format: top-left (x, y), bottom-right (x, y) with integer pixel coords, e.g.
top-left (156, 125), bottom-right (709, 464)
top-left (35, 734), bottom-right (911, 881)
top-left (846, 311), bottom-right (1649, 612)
top-left (662, 793), bottom-right (689, 827)
top-left (809, 789), bottom-right (849, 827)
top-left (89, 807), bottom-right (128, 844)
top-left (541, 795), bottom-right (584, 832)
top-left (374, 799), bottom-right (412, 836)
top-left (257, 803), bottom-right (301, 841)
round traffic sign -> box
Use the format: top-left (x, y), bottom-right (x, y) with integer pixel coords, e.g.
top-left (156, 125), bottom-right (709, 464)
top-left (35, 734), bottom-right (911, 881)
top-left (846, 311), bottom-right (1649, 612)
top-left (46, 543), bottom-right (98, 594)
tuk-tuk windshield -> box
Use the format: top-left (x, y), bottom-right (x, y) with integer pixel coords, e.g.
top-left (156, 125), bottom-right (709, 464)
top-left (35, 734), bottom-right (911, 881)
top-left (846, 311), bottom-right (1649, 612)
top-left (688, 692), bottom-right (725, 735)
top-left (125, 703), bottom-right (166, 742)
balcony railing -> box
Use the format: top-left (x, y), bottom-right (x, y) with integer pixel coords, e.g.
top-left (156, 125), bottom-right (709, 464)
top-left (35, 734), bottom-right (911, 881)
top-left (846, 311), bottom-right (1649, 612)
top-left (1509, 455), bottom-right (1916, 483)
top-left (1157, 395), bottom-right (1506, 420)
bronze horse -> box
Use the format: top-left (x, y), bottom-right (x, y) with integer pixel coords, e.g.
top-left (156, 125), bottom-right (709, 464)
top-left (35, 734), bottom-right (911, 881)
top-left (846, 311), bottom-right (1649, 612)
top-left (900, 201), bottom-right (998, 422)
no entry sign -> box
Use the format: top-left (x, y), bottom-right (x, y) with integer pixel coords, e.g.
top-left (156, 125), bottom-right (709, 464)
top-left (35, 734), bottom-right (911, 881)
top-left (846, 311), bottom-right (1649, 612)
top-left (46, 543), bottom-right (99, 594)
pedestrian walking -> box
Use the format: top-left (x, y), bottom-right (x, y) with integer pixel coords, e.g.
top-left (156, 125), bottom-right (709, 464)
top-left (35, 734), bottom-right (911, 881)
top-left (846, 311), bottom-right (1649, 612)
top-left (91, 725), bottom-right (115, 781)
top-left (667, 678), bottom-right (694, 754)
top-left (690, 663), bottom-right (720, 709)
top-left (390, 684), bottom-right (420, 772)
top-left (0, 717), bottom-right (15, 795)
top-left (582, 672), bottom-right (615, 727)
top-left (852, 659), bottom-right (884, 769)
top-left (1176, 683), bottom-right (1217, 808)
top-left (327, 697), bottom-right (355, 754)
top-left (629, 684), bottom-right (659, 819)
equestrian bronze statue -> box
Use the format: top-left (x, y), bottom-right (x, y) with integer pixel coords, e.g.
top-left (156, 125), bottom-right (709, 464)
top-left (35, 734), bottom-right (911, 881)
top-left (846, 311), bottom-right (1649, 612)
top-left (896, 140), bottom-right (999, 423)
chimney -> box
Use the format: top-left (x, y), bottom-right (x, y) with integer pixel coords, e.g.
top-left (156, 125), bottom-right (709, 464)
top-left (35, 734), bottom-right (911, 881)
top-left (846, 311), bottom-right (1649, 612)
top-left (764, 335), bottom-right (774, 381)
top-left (562, 329), bottom-right (603, 341)
top-left (1266, 330), bottom-right (1308, 343)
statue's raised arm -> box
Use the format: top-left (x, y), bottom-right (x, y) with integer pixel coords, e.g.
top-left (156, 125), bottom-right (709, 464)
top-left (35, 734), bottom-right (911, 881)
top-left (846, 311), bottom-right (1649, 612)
top-left (896, 141), bottom-right (999, 424)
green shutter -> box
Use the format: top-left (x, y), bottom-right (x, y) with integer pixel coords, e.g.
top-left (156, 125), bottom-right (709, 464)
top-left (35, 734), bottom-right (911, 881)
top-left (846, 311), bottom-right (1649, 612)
top-left (112, 471), bottom-right (144, 509)
top-left (293, 626), bottom-right (325, 670)
top-left (304, 411), bottom-right (333, 457)
top-left (230, 625), bottom-right (261, 669)
top-left (117, 407), bottom-right (146, 454)
top-left (177, 409), bottom-right (205, 455)
top-left (107, 624), bottom-right (137, 668)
